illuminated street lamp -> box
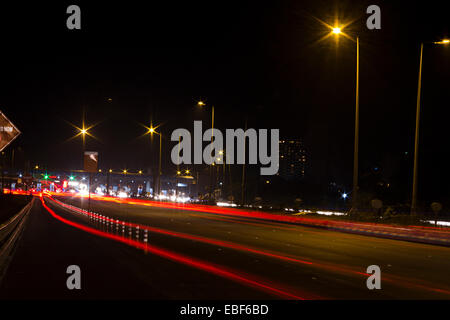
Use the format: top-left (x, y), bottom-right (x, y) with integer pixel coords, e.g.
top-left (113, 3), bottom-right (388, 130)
top-left (77, 126), bottom-right (91, 149)
top-left (325, 23), bottom-right (360, 212)
top-left (198, 99), bottom-right (216, 200)
top-left (434, 39), bottom-right (450, 44)
top-left (123, 169), bottom-right (127, 174)
top-left (411, 39), bottom-right (449, 214)
top-left (145, 124), bottom-right (163, 195)
top-left (332, 27), bottom-right (341, 34)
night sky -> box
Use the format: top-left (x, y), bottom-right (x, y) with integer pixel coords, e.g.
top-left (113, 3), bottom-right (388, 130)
top-left (0, 1), bottom-right (449, 203)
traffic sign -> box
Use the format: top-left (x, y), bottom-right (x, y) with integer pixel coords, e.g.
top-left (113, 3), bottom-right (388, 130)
top-left (84, 151), bottom-right (98, 172)
top-left (0, 111), bottom-right (20, 152)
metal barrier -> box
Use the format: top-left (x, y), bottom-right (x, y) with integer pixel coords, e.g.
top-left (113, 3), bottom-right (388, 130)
top-left (0, 197), bottom-right (35, 280)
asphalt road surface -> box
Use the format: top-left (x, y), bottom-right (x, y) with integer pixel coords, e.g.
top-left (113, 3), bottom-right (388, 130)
top-left (1, 195), bottom-right (450, 300)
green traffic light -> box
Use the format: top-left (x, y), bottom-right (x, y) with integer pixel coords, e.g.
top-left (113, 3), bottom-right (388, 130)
top-left (69, 176), bottom-right (74, 180)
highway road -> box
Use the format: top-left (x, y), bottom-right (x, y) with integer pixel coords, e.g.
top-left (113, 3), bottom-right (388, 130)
top-left (1, 194), bottom-right (450, 300)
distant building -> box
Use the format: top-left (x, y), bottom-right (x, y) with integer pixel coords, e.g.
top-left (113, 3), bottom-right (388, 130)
top-left (278, 139), bottom-right (306, 180)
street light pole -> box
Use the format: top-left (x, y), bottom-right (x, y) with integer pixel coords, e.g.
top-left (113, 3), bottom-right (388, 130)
top-left (198, 100), bottom-right (216, 202)
top-left (210, 106), bottom-right (215, 201)
top-left (352, 36), bottom-right (360, 211)
top-left (158, 132), bottom-right (162, 196)
top-left (147, 125), bottom-right (162, 196)
top-left (329, 27), bottom-right (361, 212)
top-left (411, 42), bottom-right (424, 215)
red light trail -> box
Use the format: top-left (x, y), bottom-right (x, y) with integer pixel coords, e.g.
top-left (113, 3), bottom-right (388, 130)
top-left (40, 195), bottom-right (317, 300)
top-left (45, 195), bottom-right (450, 297)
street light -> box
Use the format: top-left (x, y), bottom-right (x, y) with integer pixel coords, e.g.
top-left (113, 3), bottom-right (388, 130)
top-left (67, 118), bottom-right (98, 202)
top-left (411, 39), bottom-right (449, 214)
top-left (145, 124), bottom-right (163, 196)
top-left (326, 23), bottom-right (360, 212)
top-left (198, 100), bottom-right (216, 200)
top-left (197, 100), bottom-right (215, 154)
top-left (434, 39), bottom-right (450, 44)
top-left (332, 27), bottom-right (341, 34)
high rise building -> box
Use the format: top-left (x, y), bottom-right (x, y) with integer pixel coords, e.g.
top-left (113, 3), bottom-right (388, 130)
top-left (278, 139), bottom-right (306, 180)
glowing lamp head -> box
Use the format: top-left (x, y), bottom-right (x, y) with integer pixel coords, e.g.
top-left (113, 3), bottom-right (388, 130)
top-left (148, 127), bottom-right (155, 134)
top-left (197, 101), bottom-right (205, 107)
top-left (332, 27), bottom-right (342, 35)
top-left (80, 128), bottom-right (87, 135)
top-left (342, 192), bottom-right (348, 199)
top-left (435, 39), bottom-right (450, 45)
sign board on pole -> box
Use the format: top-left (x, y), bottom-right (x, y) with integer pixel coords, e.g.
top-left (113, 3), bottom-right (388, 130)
top-left (84, 151), bottom-right (98, 173)
top-left (0, 110), bottom-right (21, 152)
